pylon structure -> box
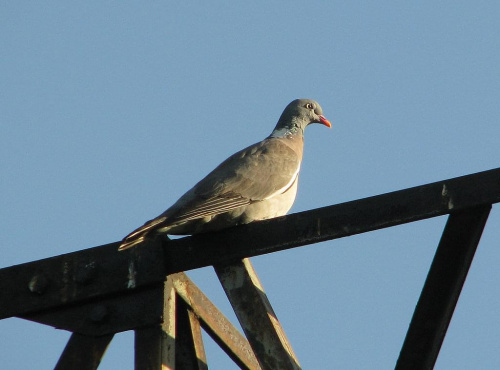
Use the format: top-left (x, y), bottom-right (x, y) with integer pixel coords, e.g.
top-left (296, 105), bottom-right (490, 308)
top-left (1, 168), bottom-right (499, 369)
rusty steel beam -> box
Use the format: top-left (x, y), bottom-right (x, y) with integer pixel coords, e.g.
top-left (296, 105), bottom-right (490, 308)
top-left (165, 167), bottom-right (500, 273)
top-left (172, 273), bottom-right (261, 370)
top-left (0, 238), bottom-right (165, 320)
top-left (55, 332), bottom-right (113, 370)
top-left (215, 259), bottom-right (301, 370)
top-left (134, 326), bottom-right (172, 370)
top-left (1, 168), bottom-right (499, 320)
top-left (129, 274), bottom-right (255, 369)
top-left (22, 284), bottom-right (164, 336)
top-left (134, 279), bottom-right (176, 369)
top-left (176, 299), bottom-right (208, 370)
top-left (395, 205), bottom-right (491, 369)
top-left (22, 271), bottom-right (260, 369)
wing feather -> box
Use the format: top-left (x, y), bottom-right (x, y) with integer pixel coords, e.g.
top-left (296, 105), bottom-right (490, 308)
top-left (164, 138), bottom-right (301, 223)
top-left (119, 137), bottom-right (302, 249)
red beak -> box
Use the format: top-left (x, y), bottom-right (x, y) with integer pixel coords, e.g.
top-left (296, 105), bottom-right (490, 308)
top-left (319, 115), bottom-right (332, 128)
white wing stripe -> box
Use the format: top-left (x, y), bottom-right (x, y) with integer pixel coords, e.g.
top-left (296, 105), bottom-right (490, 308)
top-left (264, 163), bottom-right (301, 200)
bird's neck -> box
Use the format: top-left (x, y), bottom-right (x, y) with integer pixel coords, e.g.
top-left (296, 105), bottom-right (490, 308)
top-left (270, 128), bottom-right (305, 159)
top-left (270, 120), bottom-right (304, 138)
top-left (270, 127), bottom-right (299, 138)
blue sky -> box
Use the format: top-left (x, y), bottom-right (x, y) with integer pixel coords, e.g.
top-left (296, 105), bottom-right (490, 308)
top-left (1, 2), bottom-right (499, 369)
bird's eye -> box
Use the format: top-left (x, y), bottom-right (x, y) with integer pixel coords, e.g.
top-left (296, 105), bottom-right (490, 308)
top-left (305, 103), bottom-right (315, 109)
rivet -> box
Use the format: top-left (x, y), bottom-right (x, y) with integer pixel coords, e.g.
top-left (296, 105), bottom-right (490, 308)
top-left (28, 274), bottom-right (49, 294)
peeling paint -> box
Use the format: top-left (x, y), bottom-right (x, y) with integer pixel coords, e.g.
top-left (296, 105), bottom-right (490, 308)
top-left (127, 261), bottom-right (136, 289)
top-left (225, 266), bottom-right (245, 289)
top-left (442, 184), bottom-right (454, 209)
top-left (441, 184), bottom-right (448, 196)
top-left (448, 198), bottom-right (454, 209)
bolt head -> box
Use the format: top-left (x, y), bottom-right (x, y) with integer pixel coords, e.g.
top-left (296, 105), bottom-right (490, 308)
top-left (28, 274), bottom-right (49, 294)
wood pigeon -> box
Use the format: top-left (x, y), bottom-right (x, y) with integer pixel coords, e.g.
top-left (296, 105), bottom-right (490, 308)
top-left (118, 99), bottom-right (331, 250)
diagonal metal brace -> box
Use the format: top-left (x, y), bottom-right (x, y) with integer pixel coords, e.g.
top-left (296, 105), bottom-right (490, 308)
top-left (215, 259), bottom-right (301, 370)
top-left (396, 205), bottom-right (491, 369)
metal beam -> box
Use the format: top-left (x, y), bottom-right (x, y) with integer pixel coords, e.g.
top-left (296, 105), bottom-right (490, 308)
top-left (175, 299), bottom-right (208, 370)
top-left (395, 205), bottom-right (491, 369)
top-left (134, 279), bottom-right (176, 370)
top-left (55, 332), bottom-right (113, 370)
top-left (22, 285), bottom-right (164, 336)
top-left (165, 167), bottom-right (500, 273)
top-left (1, 168), bottom-right (499, 319)
top-left (172, 273), bottom-right (261, 369)
top-left (0, 238), bottom-right (165, 320)
top-left (215, 259), bottom-right (301, 370)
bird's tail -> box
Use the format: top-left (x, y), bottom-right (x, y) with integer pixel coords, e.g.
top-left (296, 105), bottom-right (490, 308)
top-left (118, 235), bottom-right (147, 251)
top-left (118, 216), bottom-right (168, 251)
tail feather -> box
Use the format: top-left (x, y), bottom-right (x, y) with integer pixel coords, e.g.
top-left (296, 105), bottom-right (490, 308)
top-left (118, 216), bottom-right (168, 251)
top-left (118, 235), bottom-right (147, 251)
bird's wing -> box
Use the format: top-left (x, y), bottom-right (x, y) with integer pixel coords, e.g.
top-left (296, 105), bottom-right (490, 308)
top-left (119, 138), bottom-right (301, 250)
top-left (165, 137), bottom-right (302, 223)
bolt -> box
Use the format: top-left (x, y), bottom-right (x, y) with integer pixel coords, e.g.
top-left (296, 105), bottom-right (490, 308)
top-left (28, 274), bottom-right (49, 294)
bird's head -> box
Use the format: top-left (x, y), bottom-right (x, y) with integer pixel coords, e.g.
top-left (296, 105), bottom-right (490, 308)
top-left (272, 99), bottom-right (331, 137)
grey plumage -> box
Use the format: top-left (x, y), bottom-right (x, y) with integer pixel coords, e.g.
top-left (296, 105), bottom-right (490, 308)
top-left (118, 99), bottom-right (331, 250)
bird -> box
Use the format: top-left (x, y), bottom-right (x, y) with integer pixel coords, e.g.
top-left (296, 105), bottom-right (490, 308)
top-left (118, 99), bottom-right (331, 250)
